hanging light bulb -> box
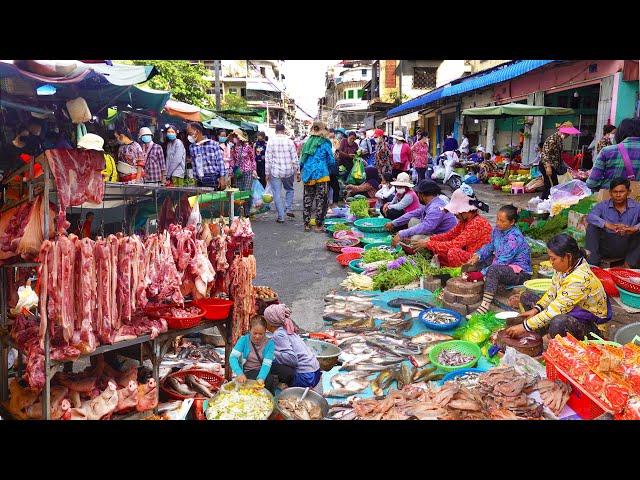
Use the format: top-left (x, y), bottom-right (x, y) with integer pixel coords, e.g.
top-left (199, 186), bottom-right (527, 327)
top-left (573, 91), bottom-right (579, 98)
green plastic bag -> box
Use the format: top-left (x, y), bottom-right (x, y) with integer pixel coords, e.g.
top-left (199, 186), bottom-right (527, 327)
top-left (347, 155), bottom-right (366, 185)
top-left (453, 311), bottom-right (505, 344)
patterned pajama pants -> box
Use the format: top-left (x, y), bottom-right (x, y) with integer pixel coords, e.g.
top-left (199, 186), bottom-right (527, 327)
top-left (473, 261), bottom-right (531, 295)
top-left (303, 182), bottom-right (329, 226)
top-left (235, 172), bottom-right (253, 216)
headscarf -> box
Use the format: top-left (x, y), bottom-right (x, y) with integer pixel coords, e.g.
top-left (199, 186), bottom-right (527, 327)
top-left (264, 304), bottom-right (296, 334)
top-left (364, 166), bottom-right (380, 190)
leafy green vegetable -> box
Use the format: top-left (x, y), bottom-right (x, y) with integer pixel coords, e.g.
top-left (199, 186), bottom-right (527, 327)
top-left (362, 248), bottom-right (397, 264)
top-left (349, 199), bottom-right (370, 218)
top-left (527, 212), bottom-right (568, 241)
top-left (332, 223), bottom-right (351, 232)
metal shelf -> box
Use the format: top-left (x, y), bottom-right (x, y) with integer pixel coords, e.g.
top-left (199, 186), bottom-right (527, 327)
top-left (1, 262), bottom-right (39, 269)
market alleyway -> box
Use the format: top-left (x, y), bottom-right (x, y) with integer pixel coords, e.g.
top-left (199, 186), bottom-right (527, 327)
top-left (251, 182), bottom-right (537, 332)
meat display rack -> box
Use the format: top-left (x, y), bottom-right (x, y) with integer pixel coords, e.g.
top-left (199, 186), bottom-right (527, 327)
top-left (0, 153), bottom-right (240, 420)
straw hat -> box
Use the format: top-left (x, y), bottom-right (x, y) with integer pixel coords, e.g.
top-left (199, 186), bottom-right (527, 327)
top-left (77, 133), bottom-right (104, 151)
top-left (391, 129), bottom-right (406, 141)
top-left (310, 121), bottom-right (329, 137)
top-left (232, 129), bottom-right (248, 142)
top-left (443, 187), bottom-right (478, 215)
top-left (556, 121), bottom-right (581, 135)
top-left (138, 127), bottom-right (153, 137)
top-left (390, 172), bottom-right (414, 188)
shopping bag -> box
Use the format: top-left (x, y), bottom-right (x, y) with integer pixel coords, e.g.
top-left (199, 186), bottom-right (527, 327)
top-left (252, 179), bottom-right (266, 208)
top-left (411, 168), bottom-right (418, 184)
top-left (347, 157), bottom-right (366, 185)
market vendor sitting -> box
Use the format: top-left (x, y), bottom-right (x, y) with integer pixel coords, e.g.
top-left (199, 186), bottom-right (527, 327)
top-left (465, 205), bottom-right (532, 317)
top-left (385, 180), bottom-right (457, 248)
top-left (585, 177), bottom-right (640, 269)
top-left (263, 304), bottom-right (322, 389)
top-left (344, 166), bottom-right (380, 199)
top-left (381, 172), bottom-right (420, 220)
top-left (506, 234), bottom-right (611, 341)
top-left (411, 185), bottom-right (492, 267)
top-left (468, 146), bottom-right (485, 163)
top-left (230, 316), bottom-right (283, 394)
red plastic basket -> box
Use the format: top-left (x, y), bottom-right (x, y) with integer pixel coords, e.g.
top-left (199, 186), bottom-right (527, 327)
top-left (194, 298), bottom-right (234, 321)
top-left (326, 238), bottom-right (359, 253)
top-left (591, 267), bottom-right (621, 297)
top-left (543, 353), bottom-right (616, 420)
top-left (336, 252), bottom-right (362, 266)
top-left (609, 268), bottom-right (640, 295)
top-left (160, 369), bottom-right (224, 400)
top-left (147, 304), bottom-right (205, 329)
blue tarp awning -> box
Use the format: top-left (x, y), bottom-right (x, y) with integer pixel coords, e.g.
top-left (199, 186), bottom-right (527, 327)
top-left (386, 60), bottom-right (556, 119)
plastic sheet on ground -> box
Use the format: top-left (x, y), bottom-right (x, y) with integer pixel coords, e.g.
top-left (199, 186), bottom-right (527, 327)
top-left (353, 288), bottom-right (435, 313)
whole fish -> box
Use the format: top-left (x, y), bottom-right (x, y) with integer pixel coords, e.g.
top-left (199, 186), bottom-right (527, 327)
top-left (166, 377), bottom-right (195, 396)
top-left (381, 319), bottom-right (413, 333)
top-left (370, 376), bottom-right (384, 397)
top-left (185, 375), bottom-right (214, 398)
top-left (400, 363), bottom-right (415, 387)
top-left (325, 376), bottom-right (370, 398)
top-left (330, 372), bottom-right (371, 390)
top-left (409, 353), bottom-right (432, 368)
top-left (377, 369), bottom-right (396, 390)
top-left (387, 298), bottom-right (433, 309)
top-left (332, 317), bottom-right (370, 329)
top-left (411, 365), bottom-right (437, 382)
top-left (410, 332), bottom-right (453, 345)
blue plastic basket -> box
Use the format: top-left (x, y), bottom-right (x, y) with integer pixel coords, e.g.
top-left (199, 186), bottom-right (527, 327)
top-left (439, 368), bottom-right (487, 387)
top-left (349, 258), bottom-right (365, 274)
top-left (353, 217), bottom-right (388, 233)
top-left (418, 307), bottom-right (463, 331)
top-left (617, 286), bottom-right (640, 308)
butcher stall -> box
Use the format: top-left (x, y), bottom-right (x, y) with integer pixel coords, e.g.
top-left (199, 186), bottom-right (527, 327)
top-left (0, 150), bottom-right (259, 420)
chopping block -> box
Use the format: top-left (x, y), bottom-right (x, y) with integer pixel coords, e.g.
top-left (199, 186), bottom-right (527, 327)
top-left (442, 299), bottom-right (483, 316)
top-left (443, 289), bottom-right (482, 305)
top-left (445, 277), bottom-right (484, 296)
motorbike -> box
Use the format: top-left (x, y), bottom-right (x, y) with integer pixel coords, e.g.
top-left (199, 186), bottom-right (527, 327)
top-left (428, 151), bottom-right (463, 191)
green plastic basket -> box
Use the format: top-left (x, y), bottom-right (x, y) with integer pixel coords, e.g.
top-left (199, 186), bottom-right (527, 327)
top-left (617, 287), bottom-right (640, 309)
top-left (363, 243), bottom-right (401, 253)
top-left (353, 217), bottom-right (388, 233)
top-left (324, 217), bottom-right (353, 226)
top-left (428, 340), bottom-right (482, 372)
top-left (326, 223), bottom-right (353, 234)
top-left (349, 258), bottom-right (365, 273)
top-left (360, 232), bottom-right (392, 245)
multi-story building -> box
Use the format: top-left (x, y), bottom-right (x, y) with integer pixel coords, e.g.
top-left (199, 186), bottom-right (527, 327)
top-left (198, 60), bottom-right (296, 135)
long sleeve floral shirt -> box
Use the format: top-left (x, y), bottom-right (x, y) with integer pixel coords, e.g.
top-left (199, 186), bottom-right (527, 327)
top-left (476, 226), bottom-right (532, 275)
top-left (230, 142), bottom-right (256, 173)
top-left (427, 214), bottom-right (492, 258)
top-left (540, 132), bottom-right (564, 169)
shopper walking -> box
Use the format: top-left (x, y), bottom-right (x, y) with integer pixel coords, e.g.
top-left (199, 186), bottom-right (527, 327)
top-left (326, 129), bottom-right (341, 208)
top-left (540, 121), bottom-right (581, 199)
top-left (595, 124), bottom-right (617, 156)
top-left (390, 130), bottom-right (411, 177)
top-left (411, 132), bottom-right (430, 182)
top-left (374, 129), bottom-right (393, 178)
top-left (164, 125), bottom-right (186, 186)
top-left (338, 131), bottom-right (359, 180)
top-left (186, 122), bottom-right (226, 189)
top-left (299, 121), bottom-right (336, 232)
top-left (114, 125), bottom-right (144, 183)
top-left (265, 124), bottom-right (299, 224)
top-left (230, 129), bottom-right (257, 217)
top-left (254, 131), bottom-right (268, 187)
top-left (138, 127), bottom-right (166, 185)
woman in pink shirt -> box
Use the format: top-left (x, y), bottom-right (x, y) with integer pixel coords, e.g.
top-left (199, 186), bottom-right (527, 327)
top-left (411, 132), bottom-right (430, 182)
top-left (381, 172), bottom-right (420, 220)
top-left (390, 130), bottom-right (411, 177)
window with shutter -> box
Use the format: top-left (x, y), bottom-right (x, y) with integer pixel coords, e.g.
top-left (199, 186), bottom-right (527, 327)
top-left (385, 61), bottom-right (396, 88)
top-left (412, 67), bottom-right (437, 89)
top-left (348, 90), bottom-right (355, 99)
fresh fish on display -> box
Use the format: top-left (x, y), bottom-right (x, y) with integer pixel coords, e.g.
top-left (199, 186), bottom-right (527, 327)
top-left (400, 305), bottom-right (424, 319)
top-left (437, 349), bottom-right (475, 367)
top-left (400, 363), bottom-right (415, 387)
top-left (326, 374), bottom-right (370, 397)
top-left (387, 298), bottom-right (433, 310)
top-left (412, 365), bottom-right (438, 382)
top-left (327, 406), bottom-right (358, 420)
top-left (380, 318), bottom-right (413, 333)
top-left (166, 377), bottom-right (195, 396)
top-left (409, 352), bottom-right (432, 368)
top-left (410, 332), bottom-right (454, 345)
top-left (158, 400), bottom-right (183, 413)
top-left (185, 374), bottom-right (215, 398)
top-left (422, 311), bottom-right (458, 325)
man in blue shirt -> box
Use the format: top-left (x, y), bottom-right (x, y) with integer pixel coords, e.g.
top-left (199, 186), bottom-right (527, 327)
top-left (585, 177), bottom-right (640, 268)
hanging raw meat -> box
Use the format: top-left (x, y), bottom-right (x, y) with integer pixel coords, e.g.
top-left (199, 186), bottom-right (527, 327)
top-left (157, 196), bottom-right (175, 233)
top-left (175, 194), bottom-right (192, 227)
top-left (45, 149), bottom-right (105, 234)
top-left (0, 202), bottom-right (32, 253)
top-left (16, 195), bottom-right (56, 260)
top-left (229, 254), bottom-right (256, 344)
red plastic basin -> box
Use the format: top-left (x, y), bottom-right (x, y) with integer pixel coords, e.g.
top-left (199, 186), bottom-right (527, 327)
top-left (195, 298), bottom-right (234, 321)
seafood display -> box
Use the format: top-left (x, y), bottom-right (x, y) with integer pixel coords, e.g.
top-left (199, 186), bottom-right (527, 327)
top-left (163, 373), bottom-right (218, 398)
top-left (437, 349), bottom-right (476, 367)
top-left (277, 397), bottom-right (323, 420)
top-left (446, 371), bottom-right (483, 390)
top-left (536, 379), bottom-right (571, 415)
top-left (421, 310), bottom-right (458, 326)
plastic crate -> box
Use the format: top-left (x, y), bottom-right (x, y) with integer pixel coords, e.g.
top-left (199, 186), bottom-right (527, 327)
top-left (543, 354), bottom-right (615, 420)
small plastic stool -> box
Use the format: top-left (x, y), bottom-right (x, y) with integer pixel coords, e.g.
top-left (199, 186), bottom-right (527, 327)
top-left (511, 186), bottom-right (525, 195)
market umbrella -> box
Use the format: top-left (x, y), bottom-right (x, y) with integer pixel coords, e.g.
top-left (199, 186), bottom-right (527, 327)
top-left (203, 116), bottom-right (240, 130)
top-left (462, 103), bottom-right (575, 118)
top-left (463, 103), bottom-right (576, 154)
top-left (216, 108), bottom-right (262, 118)
top-left (240, 121), bottom-right (258, 132)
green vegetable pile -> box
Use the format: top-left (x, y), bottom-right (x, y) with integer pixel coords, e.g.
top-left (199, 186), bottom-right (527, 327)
top-left (488, 177), bottom-right (508, 187)
top-left (349, 198), bottom-right (370, 218)
top-left (362, 248), bottom-right (397, 264)
top-left (527, 211), bottom-right (568, 241)
top-left (332, 223), bottom-right (351, 232)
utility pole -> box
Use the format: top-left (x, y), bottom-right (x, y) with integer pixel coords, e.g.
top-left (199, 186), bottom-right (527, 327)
top-left (214, 60), bottom-right (222, 110)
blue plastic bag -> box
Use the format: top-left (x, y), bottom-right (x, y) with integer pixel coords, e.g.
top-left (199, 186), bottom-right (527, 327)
top-left (251, 179), bottom-right (265, 207)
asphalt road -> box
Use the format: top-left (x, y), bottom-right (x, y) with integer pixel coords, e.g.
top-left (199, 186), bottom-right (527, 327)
top-left (251, 181), bottom-right (537, 332)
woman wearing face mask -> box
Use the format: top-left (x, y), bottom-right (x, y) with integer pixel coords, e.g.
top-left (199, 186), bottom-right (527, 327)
top-left (465, 205), bottom-right (532, 317)
top-left (540, 121), bottom-right (581, 199)
top-left (412, 185), bottom-right (492, 267)
top-left (344, 166), bottom-right (380, 199)
top-left (390, 130), bottom-right (411, 176)
top-left (373, 129), bottom-right (392, 178)
top-left (595, 124), bottom-right (617, 156)
top-left (411, 132), bottom-right (430, 182)
top-left (138, 127), bottom-right (166, 185)
top-left (505, 234), bottom-right (611, 341)
top-left (164, 125), bottom-right (186, 186)
top-left (114, 125), bottom-right (144, 183)
top-left (229, 129), bottom-right (257, 217)
top-left (381, 172), bottom-right (420, 220)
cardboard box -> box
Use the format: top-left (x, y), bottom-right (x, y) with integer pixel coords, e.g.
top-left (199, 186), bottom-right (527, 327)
top-left (596, 181), bottom-right (640, 201)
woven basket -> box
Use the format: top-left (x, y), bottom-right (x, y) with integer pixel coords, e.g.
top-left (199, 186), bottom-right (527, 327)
top-left (326, 239), bottom-right (359, 253)
top-left (609, 268), bottom-right (640, 295)
top-left (160, 370), bottom-right (224, 400)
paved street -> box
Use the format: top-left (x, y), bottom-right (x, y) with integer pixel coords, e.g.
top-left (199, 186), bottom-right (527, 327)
top-left (251, 181), bottom-right (539, 332)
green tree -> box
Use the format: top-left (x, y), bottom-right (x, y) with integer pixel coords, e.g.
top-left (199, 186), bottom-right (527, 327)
top-left (115, 60), bottom-right (215, 109)
top-left (221, 93), bottom-right (248, 111)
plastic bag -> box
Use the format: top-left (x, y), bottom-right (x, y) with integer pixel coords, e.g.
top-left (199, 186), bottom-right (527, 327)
top-left (431, 165), bottom-right (445, 181)
top-left (187, 200), bottom-right (201, 227)
top-left (464, 174), bottom-right (479, 184)
top-left (251, 179), bottom-right (265, 208)
top-left (10, 284), bottom-right (38, 315)
top-left (411, 168), bottom-right (418, 184)
top-left (549, 179), bottom-right (591, 203)
top-left (501, 346), bottom-right (547, 378)
top-left (347, 157), bottom-right (366, 185)
top-left (453, 311), bottom-right (505, 345)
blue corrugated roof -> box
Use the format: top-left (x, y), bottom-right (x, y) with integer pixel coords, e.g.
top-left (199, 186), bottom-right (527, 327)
top-left (386, 86), bottom-right (444, 118)
top-left (441, 60), bottom-right (554, 98)
top-left (386, 60), bottom-right (555, 119)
